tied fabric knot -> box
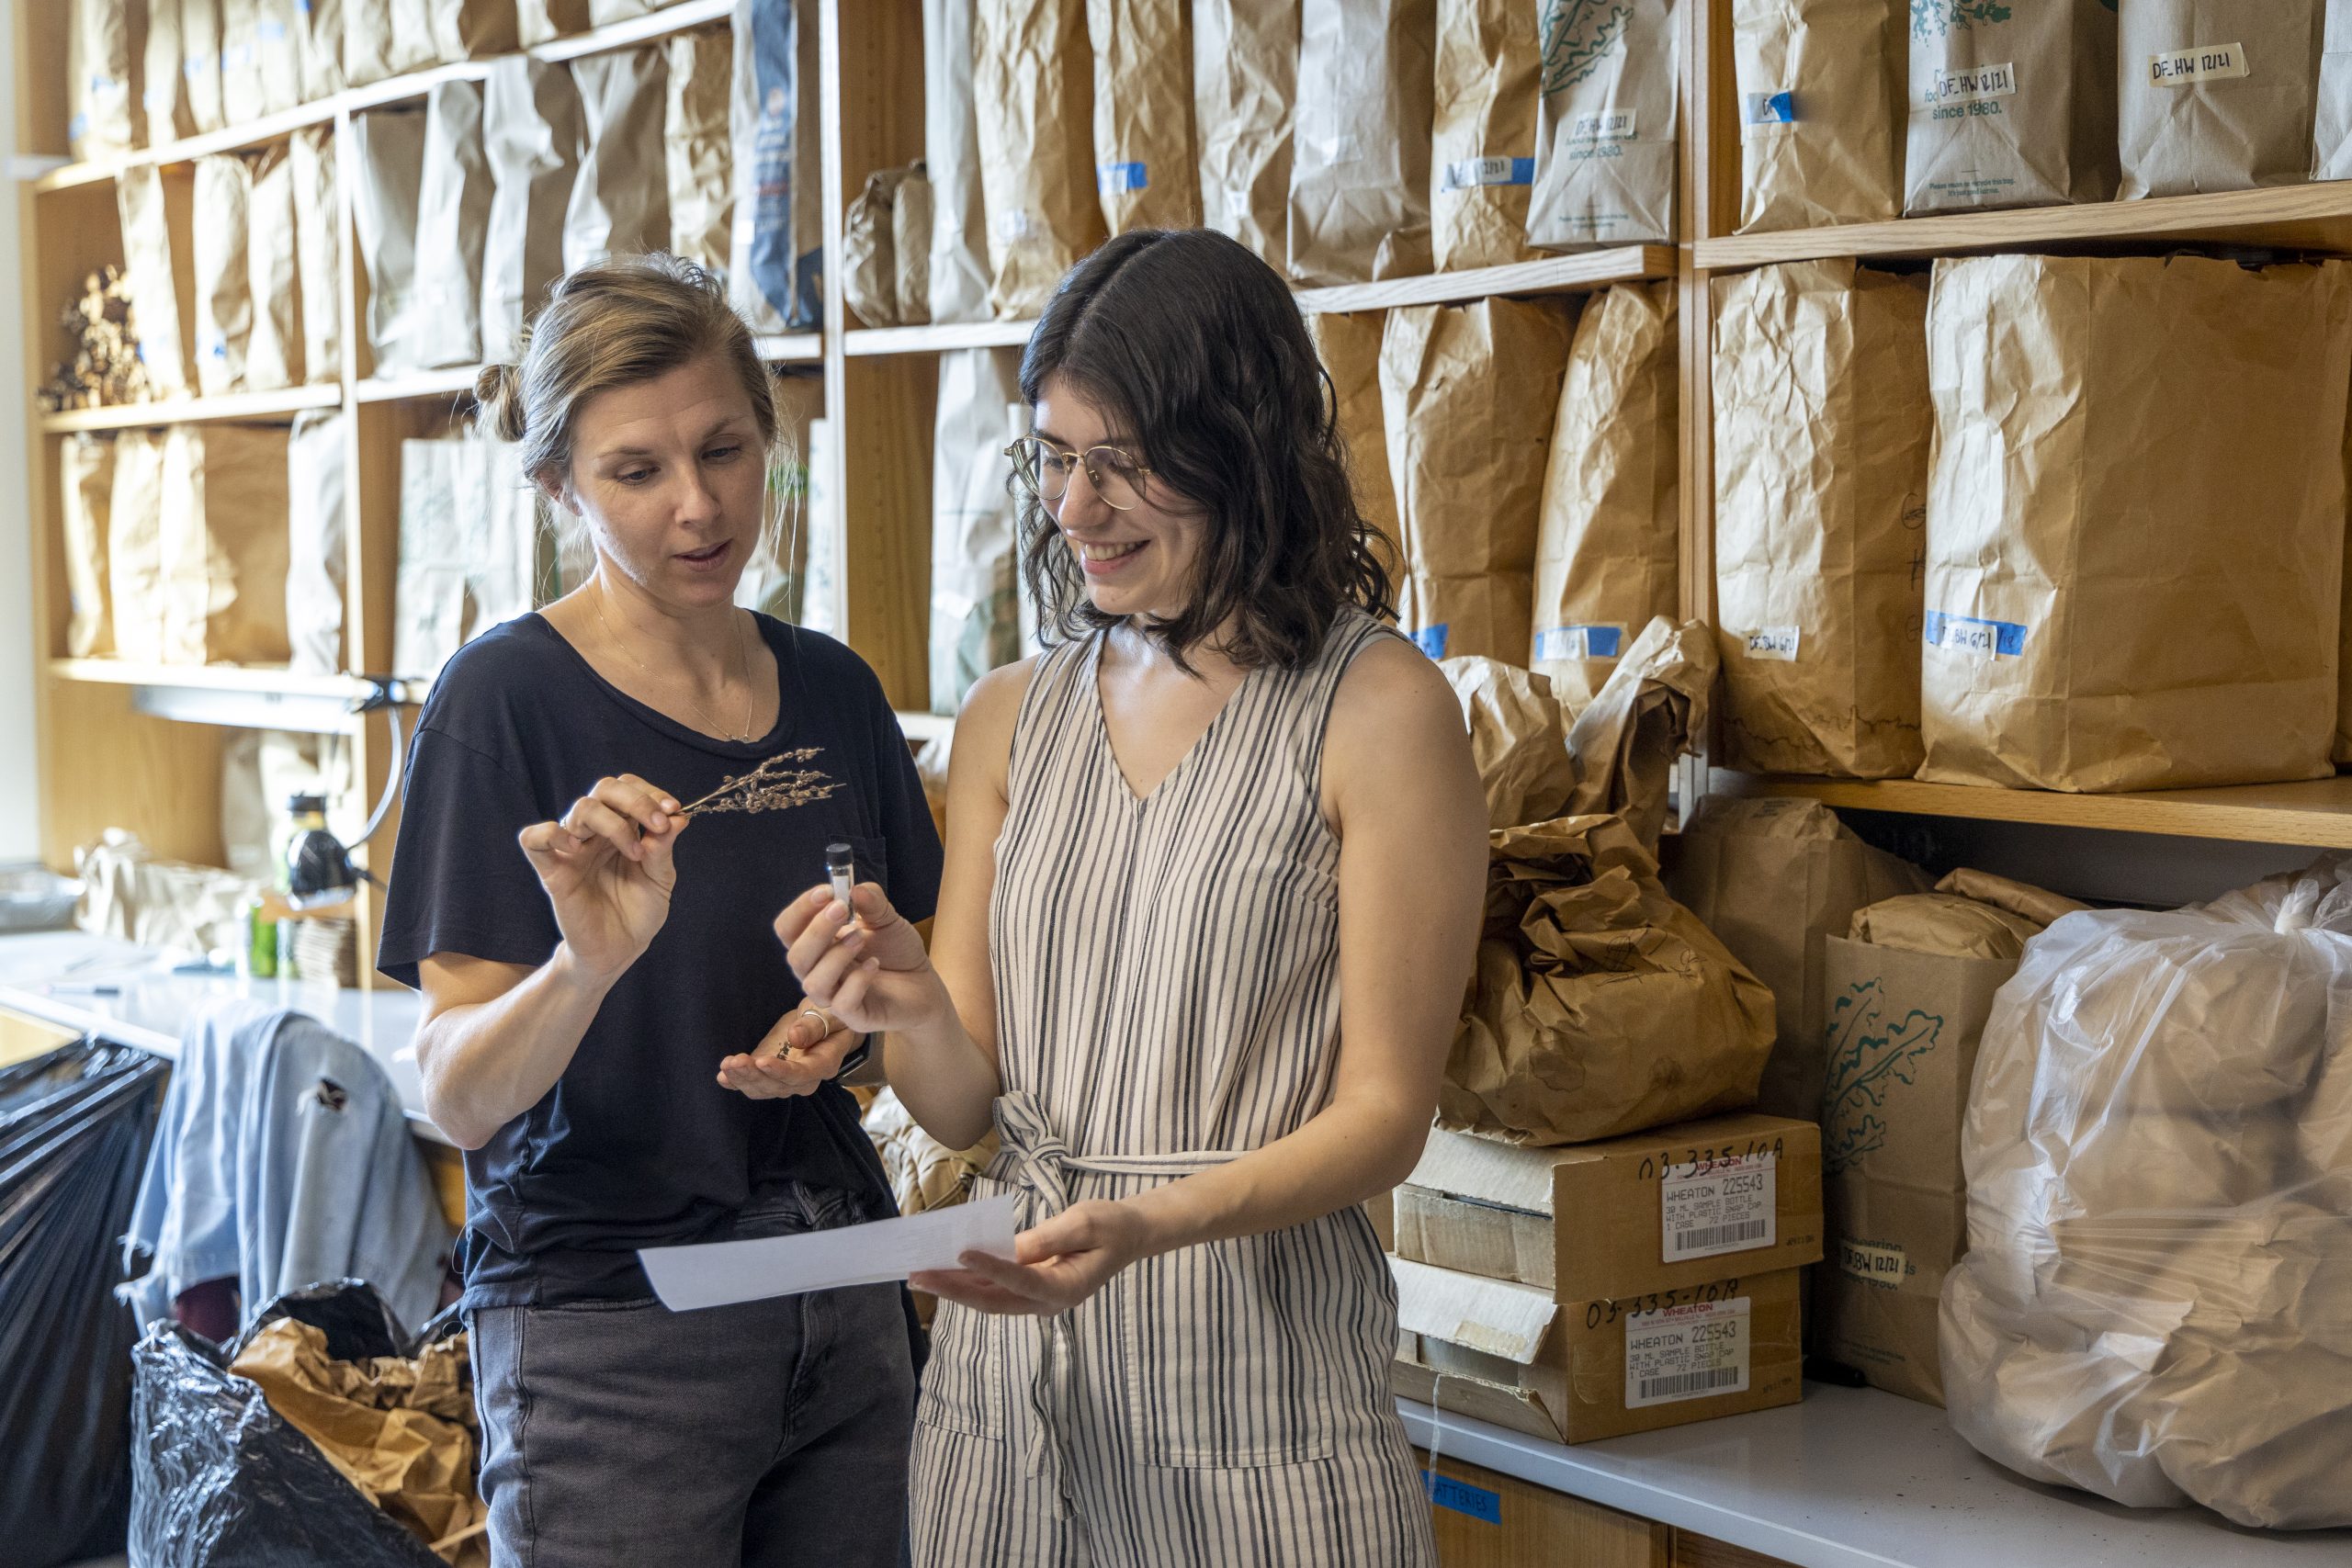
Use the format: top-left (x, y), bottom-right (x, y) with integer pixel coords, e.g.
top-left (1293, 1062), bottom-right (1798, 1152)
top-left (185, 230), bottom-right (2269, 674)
top-left (986, 1089), bottom-right (1246, 1520)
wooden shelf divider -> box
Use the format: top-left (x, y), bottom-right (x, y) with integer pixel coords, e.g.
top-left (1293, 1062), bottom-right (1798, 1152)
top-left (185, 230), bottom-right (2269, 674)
top-left (51, 659), bottom-right (419, 705)
top-left (41, 383), bottom-right (344, 434)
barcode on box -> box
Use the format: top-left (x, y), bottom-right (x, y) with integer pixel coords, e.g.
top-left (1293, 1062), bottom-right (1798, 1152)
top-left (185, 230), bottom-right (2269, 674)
top-left (1625, 1296), bottom-right (1751, 1409)
top-left (1638, 1365), bottom-right (1746, 1402)
top-left (1659, 1153), bottom-right (1777, 1264)
top-left (1674, 1218), bottom-right (1769, 1254)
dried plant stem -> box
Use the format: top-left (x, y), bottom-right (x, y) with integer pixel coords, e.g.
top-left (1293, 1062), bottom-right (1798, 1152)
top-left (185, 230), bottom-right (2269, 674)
top-left (677, 749), bottom-right (842, 819)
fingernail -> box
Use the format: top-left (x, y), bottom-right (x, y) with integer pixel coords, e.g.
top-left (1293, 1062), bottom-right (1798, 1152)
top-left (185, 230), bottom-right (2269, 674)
top-left (663, 798), bottom-right (681, 812)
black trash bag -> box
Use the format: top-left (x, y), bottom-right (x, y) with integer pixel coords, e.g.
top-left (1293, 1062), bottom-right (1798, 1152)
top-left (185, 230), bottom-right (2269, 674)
top-left (0, 1037), bottom-right (168, 1568)
top-left (130, 1279), bottom-right (460, 1568)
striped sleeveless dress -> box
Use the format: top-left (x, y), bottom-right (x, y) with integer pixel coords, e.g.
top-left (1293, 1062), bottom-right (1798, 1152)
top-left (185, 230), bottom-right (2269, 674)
top-left (909, 608), bottom-right (1437, 1566)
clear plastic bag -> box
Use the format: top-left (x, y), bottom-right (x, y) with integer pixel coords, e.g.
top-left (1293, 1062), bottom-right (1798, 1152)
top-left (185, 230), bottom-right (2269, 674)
top-left (1941, 856), bottom-right (2352, 1529)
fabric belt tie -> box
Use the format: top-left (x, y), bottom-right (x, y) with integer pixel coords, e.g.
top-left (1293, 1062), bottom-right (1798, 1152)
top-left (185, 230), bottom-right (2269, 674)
top-left (989, 1090), bottom-right (1241, 1517)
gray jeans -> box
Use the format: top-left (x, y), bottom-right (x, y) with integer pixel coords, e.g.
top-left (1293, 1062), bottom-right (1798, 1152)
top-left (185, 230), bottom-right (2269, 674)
top-left (467, 1187), bottom-right (916, 1568)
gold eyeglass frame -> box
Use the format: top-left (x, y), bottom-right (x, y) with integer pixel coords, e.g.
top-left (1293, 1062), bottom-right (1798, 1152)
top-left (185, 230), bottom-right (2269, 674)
top-left (1003, 435), bottom-right (1156, 513)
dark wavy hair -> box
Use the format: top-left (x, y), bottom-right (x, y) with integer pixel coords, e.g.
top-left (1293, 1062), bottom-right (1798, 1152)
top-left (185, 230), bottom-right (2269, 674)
top-left (1017, 229), bottom-right (1396, 671)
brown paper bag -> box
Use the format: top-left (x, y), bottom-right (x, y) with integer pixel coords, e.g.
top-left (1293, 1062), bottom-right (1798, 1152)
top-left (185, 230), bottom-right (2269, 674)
top-left (1433, 0), bottom-right (1542, 270)
top-left (927, 0), bottom-right (995, 323)
top-left (190, 155), bottom-right (252, 398)
top-left (1441, 814), bottom-right (1776, 1146)
top-left (289, 126), bottom-right (342, 385)
top-left (294, 0), bottom-right (343, 103)
top-left (1528, 0), bottom-right (1680, 248)
top-left (1905, 0), bottom-right (2118, 213)
top-left (118, 165), bottom-right (198, 399)
top-left (286, 410), bottom-right (347, 675)
top-left (666, 28), bottom-right (734, 275)
top-left (1920, 254), bottom-right (2352, 792)
top-left (183, 0), bottom-right (226, 133)
top-left (1713, 260), bottom-right (1928, 779)
top-left (589, 0), bottom-right (661, 20)
top-left (1733, 0), bottom-right (1906, 232)
top-left (1665, 795), bottom-right (1931, 1122)
top-left (1399, 572), bottom-right (1532, 665)
top-left (144, 0), bottom-right (192, 148)
top-left (2316, 1), bottom-right (2352, 178)
top-left (1288, 0), bottom-right (1435, 285)
top-left (977, 0), bottom-right (1105, 317)
top-left (1306, 310), bottom-right (1405, 583)
top-left (352, 105), bottom-right (427, 376)
top-left (514, 0), bottom-right (591, 46)
top-left (1382, 299), bottom-right (1575, 660)
top-left (255, 0), bottom-right (302, 112)
top-left (1563, 615), bottom-right (1715, 855)
top-left (433, 0), bottom-right (521, 59)
top-left (344, 0), bottom-right (436, 86)
top-left (566, 45), bottom-right (670, 271)
top-left (844, 166), bottom-right (916, 328)
top-left (159, 423), bottom-right (291, 666)
top-left (109, 431), bottom-right (169, 664)
top-left (894, 173), bottom-right (933, 325)
top-left (62, 435), bottom-right (116, 660)
top-left (220, 0), bottom-right (263, 115)
top-left (243, 144), bottom-right (302, 390)
top-left (412, 80), bottom-right (493, 369)
top-left (2119, 0), bottom-right (2321, 198)
top-left (930, 348), bottom-right (1024, 712)
top-left (1193, 0), bottom-right (1297, 270)
top-left (1442, 658), bottom-right (1577, 828)
top-left (482, 58), bottom-right (582, 364)
top-left (1531, 281), bottom-right (1677, 714)
top-left (71, 0), bottom-right (141, 162)
top-left (1087, 0), bottom-right (1202, 233)
top-left (729, 0), bottom-right (815, 329)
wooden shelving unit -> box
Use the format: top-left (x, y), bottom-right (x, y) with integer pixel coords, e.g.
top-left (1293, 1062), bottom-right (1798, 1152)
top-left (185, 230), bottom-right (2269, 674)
top-left (40, 383), bottom-right (344, 433)
top-left (1715, 771), bottom-right (2352, 851)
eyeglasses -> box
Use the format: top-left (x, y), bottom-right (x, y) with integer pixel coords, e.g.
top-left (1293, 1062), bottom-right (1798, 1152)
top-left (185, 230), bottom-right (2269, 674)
top-left (1004, 435), bottom-right (1154, 513)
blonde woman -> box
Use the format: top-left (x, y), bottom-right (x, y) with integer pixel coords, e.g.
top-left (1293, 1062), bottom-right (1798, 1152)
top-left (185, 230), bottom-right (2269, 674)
top-left (378, 256), bottom-right (941, 1565)
top-left (780, 229), bottom-right (1487, 1563)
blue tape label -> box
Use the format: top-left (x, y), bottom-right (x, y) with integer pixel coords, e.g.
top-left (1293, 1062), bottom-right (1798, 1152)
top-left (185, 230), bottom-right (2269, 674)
top-left (1442, 156), bottom-right (1537, 190)
top-left (1423, 1472), bottom-right (1503, 1525)
top-left (1098, 162), bottom-right (1149, 194)
top-left (1924, 612), bottom-right (2027, 659)
top-left (1745, 90), bottom-right (1798, 125)
top-left (1536, 624), bottom-right (1625, 661)
top-left (1412, 624), bottom-right (1451, 660)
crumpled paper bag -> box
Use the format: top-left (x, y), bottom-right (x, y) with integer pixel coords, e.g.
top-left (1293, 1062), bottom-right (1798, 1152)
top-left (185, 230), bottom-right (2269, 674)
top-left (1563, 615), bottom-right (1716, 856)
top-left (1440, 657), bottom-right (1577, 829)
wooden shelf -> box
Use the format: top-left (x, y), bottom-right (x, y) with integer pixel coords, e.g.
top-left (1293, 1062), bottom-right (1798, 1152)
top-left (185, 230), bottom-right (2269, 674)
top-left (842, 247), bottom-right (1677, 356)
top-left (50, 659), bottom-right (411, 704)
top-left (40, 384), bottom-right (343, 433)
top-left (1714, 768), bottom-right (2352, 849)
top-left (1691, 183), bottom-right (2352, 270)
top-left (530, 0), bottom-right (731, 62)
top-left (755, 333), bottom-right (825, 364)
top-left (354, 367), bottom-right (484, 405)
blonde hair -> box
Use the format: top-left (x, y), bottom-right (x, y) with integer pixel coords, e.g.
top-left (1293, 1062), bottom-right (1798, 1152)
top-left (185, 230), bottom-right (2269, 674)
top-left (474, 253), bottom-right (779, 492)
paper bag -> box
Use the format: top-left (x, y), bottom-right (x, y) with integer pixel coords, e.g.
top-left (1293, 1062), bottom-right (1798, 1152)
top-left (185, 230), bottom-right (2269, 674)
top-left (1288, 0), bottom-right (1435, 285)
top-left (845, 166), bottom-right (917, 328)
top-left (731, 0), bottom-right (821, 331)
top-left (1531, 281), bottom-right (1677, 714)
top-left (286, 410), bottom-right (347, 676)
top-left (976, 0), bottom-right (1105, 316)
top-left (1666, 795), bottom-right (1931, 1122)
top-left (412, 80), bottom-right (493, 369)
top-left (109, 430), bottom-right (169, 664)
top-left (894, 173), bottom-right (934, 325)
top-left (159, 423), bottom-right (291, 666)
top-left (71, 0), bottom-right (141, 162)
top-left (244, 143), bottom-right (302, 390)
top-left (1920, 254), bottom-right (2352, 792)
top-left (926, 0), bottom-right (994, 322)
top-left (395, 438), bottom-right (543, 682)
top-left (482, 57), bottom-right (582, 365)
top-left (589, 0), bottom-right (661, 20)
top-left (119, 166), bottom-right (198, 398)
top-left (1713, 259), bottom-right (1928, 779)
top-left (1193, 0), bottom-right (1298, 270)
top-left (1433, 0), bottom-right (1542, 269)
top-left (351, 104), bottom-right (428, 376)
top-left (667, 28), bottom-right (734, 275)
top-left (2316, 0), bottom-right (2352, 178)
top-left (1562, 615), bottom-right (1715, 856)
top-left (515, 0), bottom-right (591, 46)
top-left (1382, 299), bottom-right (1575, 663)
top-left (344, 0), bottom-right (436, 86)
top-left (183, 0), bottom-right (225, 133)
top-left (734, 372), bottom-right (824, 621)
top-left (1528, 0), bottom-right (1680, 247)
top-left (1087, 0), bottom-right (1201, 233)
top-left (190, 155), bottom-right (253, 398)
top-left (1399, 572), bottom-right (1532, 666)
top-left (930, 348), bottom-right (1025, 714)
top-left (1905, 0), bottom-right (2118, 212)
top-left (1733, 0), bottom-right (1906, 232)
top-left (220, 0), bottom-right (262, 115)
top-left (144, 0), bottom-right (192, 147)
top-left (567, 46), bottom-right (670, 271)
top-left (256, 0), bottom-right (302, 111)
top-left (289, 126), bottom-right (343, 384)
top-left (2120, 0), bottom-right (2322, 198)
top-left (1442, 658), bottom-right (1577, 829)
top-left (294, 0), bottom-right (343, 102)
top-left (432, 0), bottom-right (521, 58)
top-left (1441, 814), bottom-right (1776, 1146)
top-left (62, 434), bottom-right (116, 659)
top-left (1306, 310), bottom-right (1405, 583)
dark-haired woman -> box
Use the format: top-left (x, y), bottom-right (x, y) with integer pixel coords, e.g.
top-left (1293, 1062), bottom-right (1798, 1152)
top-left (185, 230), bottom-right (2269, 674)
top-left (777, 229), bottom-right (1486, 1562)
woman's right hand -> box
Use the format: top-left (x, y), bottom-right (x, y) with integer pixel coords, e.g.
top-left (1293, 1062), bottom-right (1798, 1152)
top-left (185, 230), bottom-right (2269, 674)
top-left (775, 882), bottom-right (947, 1037)
top-left (517, 773), bottom-right (686, 982)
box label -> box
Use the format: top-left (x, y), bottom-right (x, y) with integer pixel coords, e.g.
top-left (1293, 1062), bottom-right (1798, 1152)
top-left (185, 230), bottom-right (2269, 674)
top-left (1626, 1297), bottom-right (1752, 1408)
top-left (1839, 1237), bottom-right (1910, 1288)
top-left (1660, 1153), bottom-right (1777, 1263)
top-left (1422, 1472), bottom-right (1503, 1525)
top-left (2150, 43), bottom-right (2248, 86)
top-left (1742, 626), bottom-right (1803, 661)
top-left (1924, 62), bottom-right (2017, 108)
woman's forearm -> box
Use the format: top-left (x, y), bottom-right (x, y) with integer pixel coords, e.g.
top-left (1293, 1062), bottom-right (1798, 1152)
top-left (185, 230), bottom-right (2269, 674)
top-left (883, 996), bottom-right (1001, 1152)
top-left (417, 944), bottom-right (618, 1149)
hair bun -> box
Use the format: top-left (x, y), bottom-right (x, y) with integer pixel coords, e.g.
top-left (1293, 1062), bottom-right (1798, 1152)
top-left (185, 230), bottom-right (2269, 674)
top-left (474, 362), bottom-right (528, 442)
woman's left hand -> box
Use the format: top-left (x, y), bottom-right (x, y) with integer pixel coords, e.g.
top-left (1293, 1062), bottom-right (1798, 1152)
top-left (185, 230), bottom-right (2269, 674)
top-left (910, 1200), bottom-right (1150, 1315)
top-left (716, 1007), bottom-right (860, 1099)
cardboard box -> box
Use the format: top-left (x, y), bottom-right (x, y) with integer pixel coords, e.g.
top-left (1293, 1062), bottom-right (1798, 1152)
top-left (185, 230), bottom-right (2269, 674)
top-left (1393, 1113), bottom-right (1823, 1300)
top-left (1392, 1258), bottom-right (1804, 1444)
top-left (1417, 1450), bottom-right (1667, 1567)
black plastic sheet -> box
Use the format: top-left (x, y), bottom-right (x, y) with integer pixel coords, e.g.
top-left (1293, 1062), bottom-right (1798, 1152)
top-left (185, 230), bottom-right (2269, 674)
top-left (0, 1037), bottom-right (167, 1567)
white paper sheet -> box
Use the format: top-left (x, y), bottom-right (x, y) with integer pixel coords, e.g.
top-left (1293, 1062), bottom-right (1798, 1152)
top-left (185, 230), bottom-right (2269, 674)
top-left (639, 1194), bottom-right (1022, 1312)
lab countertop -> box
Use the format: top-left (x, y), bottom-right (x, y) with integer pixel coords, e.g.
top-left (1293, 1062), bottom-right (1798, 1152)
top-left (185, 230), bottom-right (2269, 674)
top-left (0, 930), bottom-right (444, 1143)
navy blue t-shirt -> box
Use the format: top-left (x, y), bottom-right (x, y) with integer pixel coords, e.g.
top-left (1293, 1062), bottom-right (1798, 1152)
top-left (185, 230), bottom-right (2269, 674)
top-left (377, 612), bottom-right (944, 1308)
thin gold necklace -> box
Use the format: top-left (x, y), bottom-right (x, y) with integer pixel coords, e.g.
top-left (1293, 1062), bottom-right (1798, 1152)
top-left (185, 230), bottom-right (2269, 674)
top-left (592, 582), bottom-right (757, 742)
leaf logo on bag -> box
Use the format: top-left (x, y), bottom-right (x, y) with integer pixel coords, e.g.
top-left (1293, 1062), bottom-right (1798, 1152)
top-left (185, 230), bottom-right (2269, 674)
top-left (1822, 980), bottom-right (1944, 1175)
top-left (1540, 0), bottom-right (1634, 94)
top-left (1910, 0), bottom-right (2013, 41)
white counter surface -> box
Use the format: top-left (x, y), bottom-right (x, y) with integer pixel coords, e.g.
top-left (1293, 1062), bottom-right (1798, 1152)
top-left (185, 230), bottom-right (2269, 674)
top-left (1401, 1386), bottom-right (2352, 1568)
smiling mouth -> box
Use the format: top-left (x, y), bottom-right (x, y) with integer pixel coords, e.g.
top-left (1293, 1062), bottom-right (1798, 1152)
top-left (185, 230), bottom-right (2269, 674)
top-left (1074, 539), bottom-right (1146, 563)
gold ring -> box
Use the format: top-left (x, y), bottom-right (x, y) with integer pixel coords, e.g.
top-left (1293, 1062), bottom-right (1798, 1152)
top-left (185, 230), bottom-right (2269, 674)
top-left (798, 1007), bottom-right (831, 1035)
